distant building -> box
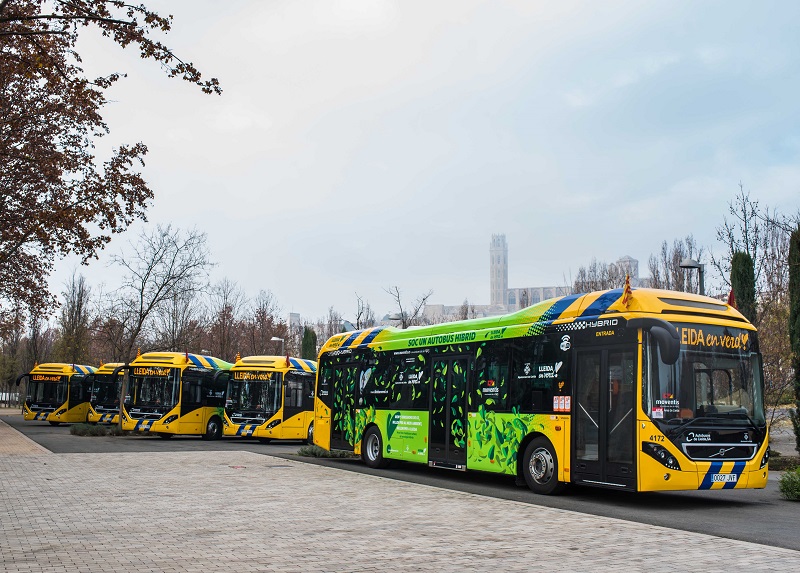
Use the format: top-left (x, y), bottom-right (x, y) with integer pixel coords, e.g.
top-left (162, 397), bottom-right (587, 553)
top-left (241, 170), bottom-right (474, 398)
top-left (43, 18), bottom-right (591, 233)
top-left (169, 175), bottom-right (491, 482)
top-left (423, 234), bottom-right (643, 320)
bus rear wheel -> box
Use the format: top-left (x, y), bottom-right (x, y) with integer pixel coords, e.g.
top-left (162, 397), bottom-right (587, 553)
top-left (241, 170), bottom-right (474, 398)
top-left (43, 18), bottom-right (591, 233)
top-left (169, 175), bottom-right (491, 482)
top-left (306, 422), bottom-right (314, 445)
top-left (362, 427), bottom-right (390, 469)
top-left (522, 437), bottom-right (566, 495)
top-left (203, 417), bottom-right (222, 440)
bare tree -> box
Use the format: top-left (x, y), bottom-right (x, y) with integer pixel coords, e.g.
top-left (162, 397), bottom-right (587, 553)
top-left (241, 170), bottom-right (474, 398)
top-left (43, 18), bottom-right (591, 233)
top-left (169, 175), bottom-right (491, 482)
top-left (456, 298), bottom-right (475, 321)
top-left (52, 272), bottom-right (92, 364)
top-left (241, 290), bottom-right (287, 356)
top-left (711, 182), bottom-right (765, 288)
top-left (25, 309), bottom-right (55, 368)
top-left (152, 290), bottom-right (207, 352)
top-left (355, 293), bottom-right (376, 329)
top-left (98, 225), bottom-right (212, 361)
top-left (647, 236), bottom-right (705, 293)
top-left (205, 278), bottom-right (246, 361)
top-left (318, 306), bottom-right (343, 342)
top-left (0, 305), bottom-right (24, 406)
top-left (572, 259), bottom-right (625, 294)
top-left (385, 286), bottom-right (433, 328)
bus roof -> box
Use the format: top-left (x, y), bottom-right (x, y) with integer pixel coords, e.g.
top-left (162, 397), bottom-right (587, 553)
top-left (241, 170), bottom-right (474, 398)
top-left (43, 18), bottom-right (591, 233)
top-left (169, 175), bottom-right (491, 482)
top-left (129, 352), bottom-right (233, 370)
top-left (28, 363), bottom-right (96, 376)
top-left (232, 355), bottom-right (317, 373)
top-left (93, 363), bottom-right (125, 375)
top-left (319, 287), bottom-right (751, 354)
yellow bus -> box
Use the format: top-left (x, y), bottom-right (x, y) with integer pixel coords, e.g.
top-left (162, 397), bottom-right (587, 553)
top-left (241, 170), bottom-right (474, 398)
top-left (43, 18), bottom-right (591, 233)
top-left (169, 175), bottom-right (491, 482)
top-left (314, 287), bottom-right (768, 494)
top-left (18, 363), bottom-right (97, 425)
top-left (86, 362), bottom-right (125, 424)
top-left (120, 352), bottom-right (233, 439)
top-left (224, 355), bottom-right (317, 443)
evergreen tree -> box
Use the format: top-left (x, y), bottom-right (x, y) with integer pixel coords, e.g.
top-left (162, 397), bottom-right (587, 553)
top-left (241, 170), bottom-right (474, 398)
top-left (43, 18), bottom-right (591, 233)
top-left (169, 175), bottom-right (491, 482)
top-left (301, 328), bottom-right (318, 361)
top-left (731, 251), bottom-right (756, 324)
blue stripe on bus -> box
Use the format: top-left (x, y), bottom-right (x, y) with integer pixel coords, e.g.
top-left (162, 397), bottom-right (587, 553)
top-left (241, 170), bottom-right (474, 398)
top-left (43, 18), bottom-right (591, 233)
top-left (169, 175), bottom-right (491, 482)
top-left (540, 294), bottom-right (582, 322)
top-left (360, 327), bottom-right (384, 347)
top-left (699, 461), bottom-right (724, 489)
top-left (289, 358), bottom-right (302, 370)
top-left (341, 331), bottom-right (361, 348)
top-left (578, 289), bottom-right (624, 319)
top-left (304, 359), bottom-right (317, 372)
top-left (203, 356), bottom-right (218, 369)
top-left (723, 461), bottom-right (746, 489)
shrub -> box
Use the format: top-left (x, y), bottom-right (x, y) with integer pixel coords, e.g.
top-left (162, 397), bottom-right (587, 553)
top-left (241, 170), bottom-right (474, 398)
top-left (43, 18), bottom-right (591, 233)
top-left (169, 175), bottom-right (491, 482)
top-left (778, 468), bottom-right (800, 501)
top-left (297, 445), bottom-right (357, 458)
top-left (70, 423), bottom-right (108, 437)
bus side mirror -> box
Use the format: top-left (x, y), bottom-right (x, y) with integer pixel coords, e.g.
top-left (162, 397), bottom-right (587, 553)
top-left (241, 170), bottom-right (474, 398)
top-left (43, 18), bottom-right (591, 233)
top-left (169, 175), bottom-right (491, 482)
top-left (627, 318), bottom-right (680, 365)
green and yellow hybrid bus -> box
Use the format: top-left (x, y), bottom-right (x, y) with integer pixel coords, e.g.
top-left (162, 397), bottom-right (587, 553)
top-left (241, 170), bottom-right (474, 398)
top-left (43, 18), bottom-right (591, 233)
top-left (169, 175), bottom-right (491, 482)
top-left (86, 362), bottom-right (125, 424)
top-left (223, 355), bottom-right (317, 442)
top-left (18, 363), bottom-right (96, 425)
top-left (120, 352), bottom-right (233, 439)
top-left (314, 287), bottom-right (768, 494)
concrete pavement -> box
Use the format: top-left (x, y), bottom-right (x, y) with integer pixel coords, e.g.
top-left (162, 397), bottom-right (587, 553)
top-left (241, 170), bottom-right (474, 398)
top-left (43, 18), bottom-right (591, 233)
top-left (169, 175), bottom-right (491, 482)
top-left (1, 415), bottom-right (799, 572)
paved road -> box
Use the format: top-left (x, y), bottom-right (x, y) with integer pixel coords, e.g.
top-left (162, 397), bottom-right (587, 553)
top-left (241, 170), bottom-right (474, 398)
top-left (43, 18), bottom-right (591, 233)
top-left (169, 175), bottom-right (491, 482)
top-left (4, 411), bottom-right (800, 553)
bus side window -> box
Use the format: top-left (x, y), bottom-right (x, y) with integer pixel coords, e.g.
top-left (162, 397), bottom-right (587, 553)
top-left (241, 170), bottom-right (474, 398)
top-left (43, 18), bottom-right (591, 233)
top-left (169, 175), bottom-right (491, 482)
top-left (475, 341), bottom-right (510, 411)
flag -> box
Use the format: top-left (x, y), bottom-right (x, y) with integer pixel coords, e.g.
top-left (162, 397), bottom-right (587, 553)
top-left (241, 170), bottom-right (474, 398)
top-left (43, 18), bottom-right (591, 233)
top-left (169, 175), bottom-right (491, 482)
top-left (622, 274), bottom-right (632, 307)
top-left (727, 290), bottom-right (737, 309)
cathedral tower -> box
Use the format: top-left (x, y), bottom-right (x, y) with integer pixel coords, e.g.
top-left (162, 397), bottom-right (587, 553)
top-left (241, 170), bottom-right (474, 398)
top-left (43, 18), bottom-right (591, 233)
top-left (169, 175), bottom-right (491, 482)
top-left (490, 234), bottom-right (508, 307)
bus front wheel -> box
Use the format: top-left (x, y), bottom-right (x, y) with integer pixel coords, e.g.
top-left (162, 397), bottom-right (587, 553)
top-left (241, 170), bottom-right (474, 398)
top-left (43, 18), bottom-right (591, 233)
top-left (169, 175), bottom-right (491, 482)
top-left (306, 422), bottom-right (314, 445)
top-left (203, 417), bottom-right (223, 440)
top-left (362, 427), bottom-right (390, 469)
top-left (48, 421), bottom-right (60, 426)
top-left (522, 437), bottom-right (566, 495)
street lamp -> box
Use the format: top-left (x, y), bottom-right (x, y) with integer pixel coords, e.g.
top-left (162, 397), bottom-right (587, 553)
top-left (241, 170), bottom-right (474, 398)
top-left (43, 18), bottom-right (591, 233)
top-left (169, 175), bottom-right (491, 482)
top-left (679, 258), bottom-right (705, 296)
top-left (270, 336), bottom-right (284, 356)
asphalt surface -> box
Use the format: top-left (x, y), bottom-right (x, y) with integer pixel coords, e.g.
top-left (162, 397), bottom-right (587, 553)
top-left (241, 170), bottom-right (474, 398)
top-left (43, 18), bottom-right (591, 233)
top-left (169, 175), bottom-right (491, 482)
top-left (3, 410), bottom-right (800, 552)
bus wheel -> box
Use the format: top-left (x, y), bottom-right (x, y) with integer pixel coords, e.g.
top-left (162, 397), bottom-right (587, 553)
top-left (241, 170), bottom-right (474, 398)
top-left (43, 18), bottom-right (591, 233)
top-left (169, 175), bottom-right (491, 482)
top-left (306, 422), bottom-right (314, 445)
top-left (258, 438), bottom-right (272, 444)
top-left (203, 417), bottom-right (223, 440)
top-left (157, 433), bottom-right (173, 439)
top-left (522, 437), bottom-right (566, 495)
top-left (48, 421), bottom-right (60, 426)
top-left (362, 427), bottom-right (389, 469)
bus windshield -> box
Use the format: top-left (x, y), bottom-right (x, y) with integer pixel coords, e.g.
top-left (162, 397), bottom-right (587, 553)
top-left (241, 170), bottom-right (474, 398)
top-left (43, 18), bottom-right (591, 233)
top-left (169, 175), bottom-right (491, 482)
top-left (645, 327), bottom-right (765, 428)
top-left (27, 377), bottom-right (68, 405)
top-left (226, 372), bottom-right (281, 416)
top-left (128, 370), bottom-right (180, 408)
top-left (90, 374), bottom-right (122, 406)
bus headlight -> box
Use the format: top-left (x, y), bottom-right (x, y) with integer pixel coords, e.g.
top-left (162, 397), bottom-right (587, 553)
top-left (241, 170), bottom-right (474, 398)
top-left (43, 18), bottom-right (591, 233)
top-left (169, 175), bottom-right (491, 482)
top-left (163, 415), bottom-right (178, 425)
top-left (760, 446), bottom-right (770, 469)
top-left (643, 442), bottom-right (681, 471)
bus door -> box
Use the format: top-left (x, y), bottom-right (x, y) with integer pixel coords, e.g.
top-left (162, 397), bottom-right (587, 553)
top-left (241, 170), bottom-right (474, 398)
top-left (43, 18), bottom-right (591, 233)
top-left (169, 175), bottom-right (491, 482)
top-left (573, 346), bottom-right (636, 489)
top-left (329, 362), bottom-right (361, 451)
top-left (179, 371), bottom-right (204, 434)
top-left (68, 374), bottom-right (90, 420)
top-left (429, 356), bottom-right (471, 469)
top-left (282, 371), bottom-right (314, 438)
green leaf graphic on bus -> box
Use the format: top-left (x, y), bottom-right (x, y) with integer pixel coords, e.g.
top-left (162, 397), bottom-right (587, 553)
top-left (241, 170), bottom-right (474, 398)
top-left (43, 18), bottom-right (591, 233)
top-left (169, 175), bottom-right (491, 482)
top-left (387, 411), bottom-right (401, 440)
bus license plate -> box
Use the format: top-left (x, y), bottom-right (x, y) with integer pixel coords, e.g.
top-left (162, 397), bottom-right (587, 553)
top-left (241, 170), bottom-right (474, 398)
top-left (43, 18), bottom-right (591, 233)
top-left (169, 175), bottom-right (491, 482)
top-left (711, 474), bottom-right (738, 483)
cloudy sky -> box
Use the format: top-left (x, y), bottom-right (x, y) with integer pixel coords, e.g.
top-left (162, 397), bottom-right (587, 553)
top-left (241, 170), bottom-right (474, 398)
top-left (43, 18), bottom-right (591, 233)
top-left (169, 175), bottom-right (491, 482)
top-left (54, 0), bottom-right (800, 321)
